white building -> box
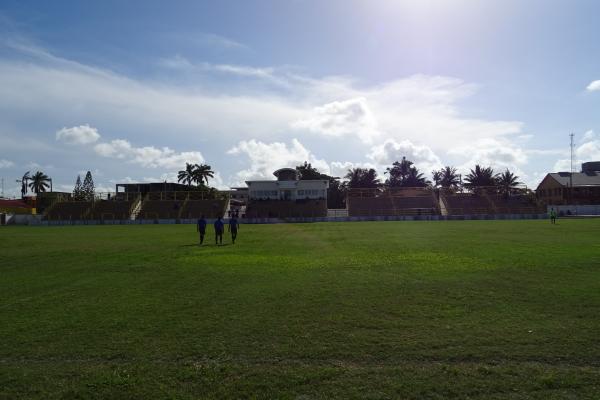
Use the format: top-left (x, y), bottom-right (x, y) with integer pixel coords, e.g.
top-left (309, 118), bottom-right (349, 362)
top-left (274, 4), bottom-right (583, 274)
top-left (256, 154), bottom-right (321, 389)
top-left (246, 168), bottom-right (329, 201)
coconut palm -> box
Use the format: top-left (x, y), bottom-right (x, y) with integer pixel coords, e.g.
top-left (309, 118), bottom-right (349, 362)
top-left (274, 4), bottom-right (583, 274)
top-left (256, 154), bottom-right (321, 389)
top-left (385, 157), bottom-right (414, 187)
top-left (296, 162), bottom-right (324, 180)
top-left (432, 170), bottom-right (442, 188)
top-left (177, 163), bottom-right (195, 186)
top-left (440, 166), bottom-right (461, 189)
top-left (464, 165), bottom-right (497, 189)
top-left (28, 171), bottom-right (51, 195)
top-left (19, 171), bottom-right (31, 198)
top-left (404, 167), bottom-right (430, 187)
top-left (385, 157), bottom-right (428, 187)
top-left (192, 163), bottom-right (215, 186)
top-left (496, 169), bottom-right (521, 198)
top-left (345, 168), bottom-right (380, 188)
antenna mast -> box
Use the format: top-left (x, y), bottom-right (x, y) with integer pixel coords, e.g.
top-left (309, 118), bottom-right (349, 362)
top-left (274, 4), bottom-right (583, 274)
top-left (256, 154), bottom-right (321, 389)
top-left (569, 133), bottom-right (574, 203)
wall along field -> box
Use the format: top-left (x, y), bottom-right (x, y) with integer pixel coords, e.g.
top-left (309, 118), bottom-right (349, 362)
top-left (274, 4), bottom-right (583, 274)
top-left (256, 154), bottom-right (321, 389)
top-left (1, 220), bottom-right (600, 399)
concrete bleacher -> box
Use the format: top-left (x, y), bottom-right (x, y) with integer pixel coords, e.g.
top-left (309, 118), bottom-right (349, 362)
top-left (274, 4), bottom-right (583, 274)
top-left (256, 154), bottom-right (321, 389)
top-left (442, 194), bottom-right (493, 215)
top-left (89, 200), bottom-right (135, 220)
top-left (179, 199), bottom-right (228, 219)
top-left (245, 199), bottom-right (327, 218)
top-left (487, 195), bottom-right (542, 214)
top-left (45, 201), bottom-right (93, 220)
top-left (348, 195), bottom-right (439, 217)
top-left (136, 200), bottom-right (183, 220)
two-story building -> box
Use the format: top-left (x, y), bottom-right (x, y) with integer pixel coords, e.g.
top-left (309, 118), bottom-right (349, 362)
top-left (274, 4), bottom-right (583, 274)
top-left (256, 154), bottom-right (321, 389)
top-left (246, 168), bottom-right (328, 201)
top-left (536, 161), bottom-right (600, 205)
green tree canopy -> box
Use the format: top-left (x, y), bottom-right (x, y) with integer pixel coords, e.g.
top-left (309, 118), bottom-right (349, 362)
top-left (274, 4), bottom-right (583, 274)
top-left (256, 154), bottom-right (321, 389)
top-left (28, 171), bottom-right (51, 195)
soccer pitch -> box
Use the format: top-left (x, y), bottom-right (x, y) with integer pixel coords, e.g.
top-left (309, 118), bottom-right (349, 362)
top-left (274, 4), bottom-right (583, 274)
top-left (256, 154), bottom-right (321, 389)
top-left (2, 220), bottom-right (600, 399)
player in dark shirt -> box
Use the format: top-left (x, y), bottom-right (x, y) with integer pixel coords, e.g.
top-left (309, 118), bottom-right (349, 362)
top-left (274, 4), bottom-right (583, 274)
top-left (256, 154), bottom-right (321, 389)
top-left (214, 216), bottom-right (224, 245)
top-left (228, 216), bottom-right (239, 244)
top-left (197, 215), bottom-right (207, 245)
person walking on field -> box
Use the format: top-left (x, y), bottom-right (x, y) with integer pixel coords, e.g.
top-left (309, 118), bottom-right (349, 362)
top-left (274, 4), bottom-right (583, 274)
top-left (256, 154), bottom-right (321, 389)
top-left (228, 215), bottom-right (239, 244)
top-left (214, 215), bottom-right (224, 245)
top-left (550, 208), bottom-right (557, 224)
top-left (197, 215), bottom-right (207, 245)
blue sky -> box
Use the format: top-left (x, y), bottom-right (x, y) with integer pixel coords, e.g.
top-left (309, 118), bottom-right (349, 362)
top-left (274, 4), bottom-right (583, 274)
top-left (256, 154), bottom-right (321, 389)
top-left (1, 0), bottom-right (600, 196)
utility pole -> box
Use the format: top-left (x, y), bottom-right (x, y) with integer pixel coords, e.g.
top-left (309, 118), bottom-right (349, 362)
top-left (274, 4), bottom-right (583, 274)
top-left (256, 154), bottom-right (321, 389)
top-left (569, 133), bottom-right (575, 203)
top-left (1, 177), bottom-right (3, 198)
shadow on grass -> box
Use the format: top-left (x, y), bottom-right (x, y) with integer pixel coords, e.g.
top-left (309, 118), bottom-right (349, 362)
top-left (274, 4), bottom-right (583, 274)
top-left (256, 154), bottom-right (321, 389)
top-left (179, 243), bottom-right (231, 247)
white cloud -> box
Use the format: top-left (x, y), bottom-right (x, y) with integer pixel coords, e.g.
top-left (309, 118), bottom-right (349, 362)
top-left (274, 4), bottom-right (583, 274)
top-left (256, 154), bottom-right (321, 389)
top-left (293, 97), bottom-right (380, 143)
top-left (163, 32), bottom-right (248, 51)
top-left (329, 161), bottom-right (378, 179)
top-left (582, 130), bottom-right (596, 142)
top-left (367, 139), bottom-right (443, 173)
top-left (290, 75), bottom-right (522, 148)
top-left (56, 124), bottom-right (101, 145)
top-left (554, 132), bottom-right (600, 172)
top-left (450, 138), bottom-right (528, 175)
top-left (0, 159), bottom-right (14, 168)
top-left (0, 39), bottom-right (533, 189)
top-left (194, 33), bottom-right (248, 50)
top-left (94, 139), bottom-right (204, 169)
top-left (227, 138), bottom-right (329, 184)
top-left (586, 80), bottom-right (600, 92)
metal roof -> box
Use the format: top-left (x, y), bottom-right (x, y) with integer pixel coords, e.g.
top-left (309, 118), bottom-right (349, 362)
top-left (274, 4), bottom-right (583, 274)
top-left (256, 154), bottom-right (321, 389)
top-left (548, 171), bottom-right (600, 187)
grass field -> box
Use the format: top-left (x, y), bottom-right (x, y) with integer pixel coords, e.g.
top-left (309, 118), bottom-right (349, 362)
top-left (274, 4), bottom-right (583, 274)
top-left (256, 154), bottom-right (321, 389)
top-left (1, 219), bottom-right (600, 399)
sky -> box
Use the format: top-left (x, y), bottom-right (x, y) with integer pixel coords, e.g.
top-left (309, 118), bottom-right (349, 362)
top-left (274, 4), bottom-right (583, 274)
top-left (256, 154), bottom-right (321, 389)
top-left (1, 0), bottom-right (600, 196)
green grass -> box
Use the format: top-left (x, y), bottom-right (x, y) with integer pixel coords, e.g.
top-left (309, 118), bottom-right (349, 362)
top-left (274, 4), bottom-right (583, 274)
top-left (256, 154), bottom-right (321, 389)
top-left (1, 219), bottom-right (600, 399)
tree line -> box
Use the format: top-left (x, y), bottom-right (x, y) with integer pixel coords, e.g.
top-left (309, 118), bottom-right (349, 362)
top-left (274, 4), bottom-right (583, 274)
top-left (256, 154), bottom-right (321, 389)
top-left (18, 171), bottom-right (52, 198)
top-left (17, 159), bottom-right (522, 206)
top-left (295, 158), bottom-right (523, 208)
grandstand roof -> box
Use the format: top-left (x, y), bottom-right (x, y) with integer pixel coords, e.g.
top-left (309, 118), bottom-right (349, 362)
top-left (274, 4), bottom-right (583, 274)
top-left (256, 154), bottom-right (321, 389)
top-left (546, 171), bottom-right (600, 187)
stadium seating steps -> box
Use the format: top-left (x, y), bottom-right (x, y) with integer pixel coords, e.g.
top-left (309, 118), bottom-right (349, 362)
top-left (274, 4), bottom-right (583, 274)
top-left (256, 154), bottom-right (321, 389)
top-left (442, 194), bottom-right (493, 215)
top-left (245, 199), bottom-right (327, 218)
top-left (45, 201), bottom-right (94, 220)
top-left (486, 195), bottom-right (543, 214)
top-left (136, 200), bottom-right (184, 220)
top-left (179, 200), bottom-right (228, 219)
top-left (347, 196), bottom-right (439, 217)
top-left (89, 199), bottom-right (135, 220)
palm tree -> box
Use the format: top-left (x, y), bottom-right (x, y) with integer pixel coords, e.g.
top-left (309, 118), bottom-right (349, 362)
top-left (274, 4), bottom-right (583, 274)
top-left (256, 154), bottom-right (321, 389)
top-left (28, 171), bottom-right (51, 195)
top-left (345, 168), bottom-right (380, 188)
top-left (385, 157), bottom-right (428, 187)
top-left (192, 163), bottom-right (215, 186)
top-left (432, 170), bottom-right (442, 188)
top-left (440, 166), bottom-right (460, 189)
top-left (296, 162), bottom-right (323, 180)
top-left (496, 169), bottom-right (521, 198)
top-left (385, 157), bottom-right (414, 187)
top-left (19, 171), bottom-right (31, 198)
top-left (177, 163), bottom-right (195, 186)
top-left (464, 165), bottom-right (497, 190)
top-left (404, 168), bottom-right (429, 187)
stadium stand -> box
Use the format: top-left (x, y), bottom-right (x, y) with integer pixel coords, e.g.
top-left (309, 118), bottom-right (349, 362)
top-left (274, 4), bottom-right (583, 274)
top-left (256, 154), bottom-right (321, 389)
top-left (245, 199), bottom-right (327, 218)
top-left (441, 193), bottom-right (493, 215)
top-left (45, 201), bottom-right (93, 220)
top-left (179, 199), bottom-right (228, 219)
top-left (486, 194), bottom-right (542, 214)
top-left (89, 199), bottom-right (136, 220)
top-left (136, 200), bottom-right (183, 220)
top-left (347, 188), bottom-right (439, 217)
